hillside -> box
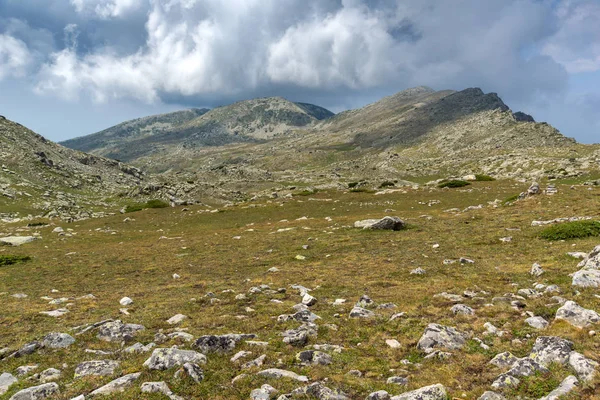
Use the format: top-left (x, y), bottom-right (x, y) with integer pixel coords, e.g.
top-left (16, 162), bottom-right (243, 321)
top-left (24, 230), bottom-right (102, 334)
top-left (61, 98), bottom-right (334, 162)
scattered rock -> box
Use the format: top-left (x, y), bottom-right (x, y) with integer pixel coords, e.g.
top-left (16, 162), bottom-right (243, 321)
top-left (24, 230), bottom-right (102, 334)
top-left (42, 332), bottom-right (75, 348)
top-left (193, 334), bottom-right (256, 353)
top-left (166, 314), bottom-right (188, 325)
top-left (96, 320), bottom-right (145, 342)
top-left (354, 216), bottom-right (405, 231)
top-left (417, 324), bottom-right (468, 353)
top-left (119, 297), bottom-right (133, 306)
top-left (74, 360), bottom-right (119, 378)
top-left (257, 368), bottom-right (309, 382)
top-left (0, 373), bottom-right (17, 395)
top-left (174, 362), bottom-right (204, 383)
top-left (296, 350), bottom-right (332, 366)
top-left (8, 383), bottom-right (59, 400)
top-left (530, 263), bottom-right (544, 277)
top-left (568, 351), bottom-right (598, 382)
top-left (349, 307), bottom-right (375, 318)
top-left (389, 383), bottom-right (447, 400)
top-left (525, 316), bottom-right (549, 330)
top-left (144, 348), bottom-right (207, 370)
top-left (555, 301), bottom-right (600, 328)
top-left (539, 375), bottom-right (578, 400)
top-left (451, 304), bottom-right (474, 316)
top-left (89, 372), bottom-right (141, 396)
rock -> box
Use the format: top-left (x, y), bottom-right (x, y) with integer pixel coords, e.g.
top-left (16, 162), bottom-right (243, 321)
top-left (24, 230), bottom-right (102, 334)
top-left (119, 297), bottom-right (133, 306)
top-left (0, 236), bottom-right (38, 246)
top-left (39, 309), bottom-right (69, 318)
top-left (250, 384), bottom-right (278, 400)
top-left (506, 358), bottom-right (548, 377)
top-left (290, 382), bottom-right (349, 400)
top-left (96, 320), bottom-right (145, 342)
top-left (74, 360), bottom-right (119, 378)
top-left (356, 294), bottom-right (375, 308)
top-left (477, 392), bottom-right (506, 400)
top-left (490, 374), bottom-right (520, 390)
top-left (296, 350), bottom-right (332, 366)
top-left (140, 381), bottom-right (183, 400)
top-left (16, 366), bottom-right (38, 376)
top-left (568, 351), bottom-right (598, 382)
top-left (302, 293), bottom-right (317, 306)
top-left (367, 391), bottom-right (391, 400)
top-left (36, 368), bottom-right (61, 383)
top-left (572, 269), bottom-right (600, 288)
top-left (168, 332), bottom-right (194, 342)
top-left (354, 216), bottom-right (405, 231)
top-left (242, 354), bottom-right (266, 369)
top-left (166, 314), bottom-right (188, 325)
top-left (0, 373), bottom-right (17, 395)
top-left (539, 375), bottom-right (578, 400)
top-left (527, 182), bottom-right (541, 196)
top-left (387, 376), bottom-right (408, 385)
top-left (12, 342), bottom-right (42, 358)
top-left (257, 368), bottom-right (309, 382)
top-left (389, 312), bottom-right (406, 321)
top-left (231, 351), bottom-right (253, 363)
top-left (282, 323), bottom-right (317, 346)
top-left (389, 384), bottom-right (447, 400)
top-left (416, 323), bottom-right (468, 353)
top-left (434, 292), bottom-right (463, 302)
top-left (410, 268), bottom-right (426, 275)
top-left (529, 336), bottom-right (574, 366)
top-left (489, 352), bottom-right (519, 369)
top-left (385, 339), bottom-right (401, 349)
top-left (450, 304), bottom-right (474, 316)
top-left (174, 362), bottom-right (204, 383)
top-left (193, 334), bottom-right (256, 353)
top-left (349, 307), bottom-right (375, 318)
top-left (42, 332), bottom-right (75, 348)
top-left (555, 301), bottom-right (600, 328)
top-left (144, 348), bottom-right (207, 370)
top-left (89, 372), bottom-right (141, 396)
top-left (525, 316), bottom-right (549, 330)
top-left (8, 383), bottom-right (59, 400)
top-left (530, 263), bottom-right (544, 277)
top-left (124, 342), bottom-right (155, 354)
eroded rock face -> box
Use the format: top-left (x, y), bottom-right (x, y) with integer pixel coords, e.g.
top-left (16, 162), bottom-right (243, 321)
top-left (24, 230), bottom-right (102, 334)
top-left (555, 301), bottom-right (600, 328)
top-left (416, 324), bottom-right (467, 353)
top-left (8, 383), bottom-right (59, 400)
top-left (96, 320), bottom-right (145, 342)
top-left (193, 334), bottom-right (256, 353)
top-left (354, 216), bottom-right (405, 231)
top-left (143, 348), bottom-right (207, 370)
top-left (389, 383), bottom-right (447, 400)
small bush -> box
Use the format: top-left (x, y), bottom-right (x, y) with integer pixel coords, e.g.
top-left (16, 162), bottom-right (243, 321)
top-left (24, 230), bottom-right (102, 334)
top-left (350, 187), bottom-right (375, 193)
top-left (0, 255), bottom-right (31, 267)
top-left (475, 174), bottom-right (495, 181)
top-left (379, 181), bottom-right (395, 188)
top-left (539, 220), bottom-right (600, 241)
top-left (124, 204), bottom-right (145, 213)
top-left (438, 180), bottom-right (471, 188)
top-left (27, 222), bottom-right (47, 227)
top-left (347, 182), bottom-right (359, 188)
top-left (145, 199), bottom-right (169, 209)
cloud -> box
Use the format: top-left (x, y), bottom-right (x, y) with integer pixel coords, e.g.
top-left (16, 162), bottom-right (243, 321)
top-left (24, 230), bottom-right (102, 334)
top-left (0, 34), bottom-right (33, 80)
top-left (542, 0), bottom-right (600, 73)
top-left (31, 0), bottom-right (570, 107)
top-left (70, 0), bottom-right (143, 19)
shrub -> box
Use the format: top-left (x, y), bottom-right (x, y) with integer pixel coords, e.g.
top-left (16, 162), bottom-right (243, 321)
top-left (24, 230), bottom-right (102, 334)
top-left (379, 181), bottom-right (395, 188)
top-left (145, 199), bottom-right (169, 209)
top-left (27, 222), bottom-right (47, 227)
top-left (438, 180), bottom-right (471, 188)
top-left (350, 187), bottom-right (375, 193)
top-left (475, 174), bottom-right (495, 181)
top-left (0, 255), bottom-right (31, 267)
top-left (347, 182), bottom-right (360, 188)
top-left (124, 204), bottom-right (145, 213)
top-left (539, 220), bottom-right (600, 241)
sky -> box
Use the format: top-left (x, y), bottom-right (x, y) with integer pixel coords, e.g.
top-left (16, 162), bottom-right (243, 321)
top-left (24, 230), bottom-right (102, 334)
top-left (0, 0), bottom-right (599, 144)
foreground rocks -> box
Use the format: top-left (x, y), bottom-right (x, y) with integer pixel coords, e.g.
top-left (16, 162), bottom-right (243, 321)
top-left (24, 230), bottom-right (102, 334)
top-left (354, 216), bottom-right (405, 231)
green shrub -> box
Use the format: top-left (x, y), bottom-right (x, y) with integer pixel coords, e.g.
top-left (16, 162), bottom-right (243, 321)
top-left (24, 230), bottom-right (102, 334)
top-left (27, 222), bottom-right (47, 227)
top-left (379, 181), bottom-right (395, 188)
top-left (503, 194), bottom-right (520, 205)
top-left (350, 187), bottom-right (375, 193)
top-left (438, 180), bottom-right (471, 188)
top-left (475, 174), bottom-right (495, 181)
top-left (539, 220), bottom-right (600, 241)
top-left (0, 255), bottom-right (31, 266)
top-left (124, 204), bottom-right (145, 213)
top-left (347, 182), bottom-right (359, 188)
top-left (145, 199), bottom-right (169, 209)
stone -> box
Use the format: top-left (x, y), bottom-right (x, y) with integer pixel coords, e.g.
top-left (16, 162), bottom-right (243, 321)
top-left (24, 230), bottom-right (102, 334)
top-left (555, 301), bottom-right (600, 328)
top-left (296, 350), bottom-right (332, 366)
top-left (124, 342), bottom-right (156, 353)
top-left (539, 375), bottom-right (578, 400)
top-left (257, 368), bottom-right (309, 382)
top-left (36, 368), bottom-right (61, 383)
top-left (354, 216), bottom-right (405, 231)
top-left (525, 316), bottom-right (549, 330)
top-left (12, 342), bottom-right (42, 358)
top-left (168, 332), bottom-right (194, 342)
top-left (242, 354), bottom-right (266, 370)
top-left (367, 391), bottom-right (391, 400)
top-left (489, 352), bottom-right (518, 369)
top-left (282, 323), bottom-right (317, 346)
top-left (302, 293), bottom-right (317, 306)
top-left (349, 307), bottom-right (375, 318)
top-left (15, 366), bottom-right (38, 376)
top-left (530, 263), bottom-right (544, 277)
top-left (250, 384), bottom-right (278, 400)
top-left (356, 294), bottom-right (375, 308)
top-left (385, 339), bottom-right (401, 349)
top-left (144, 348), bottom-right (207, 370)
top-left (506, 358), bottom-right (548, 377)
top-left (416, 323), bottom-right (467, 353)
top-left (8, 383), bottom-right (59, 400)
top-left (96, 320), bottom-right (145, 342)
top-left (0, 236), bottom-right (37, 246)
top-left (477, 391), bottom-right (506, 400)
top-left (42, 332), bottom-right (75, 348)
top-left (389, 384), bottom-right (447, 400)
top-left (529, 336), bottom-right (574, 366)
top-left (119, 297), bottom-right (133, 306)
top-left (572, 269), bottom-right (600, 287)
top-left (434, 292), bottom-right (463, 303)
top-left (568, 351), bottom-right (598, 382)
top-left (410, 268), bottom-right (426, 275)
top-left (74, 360), bottom-right (119, 378)
top-left (387, 376), bottom-right (408, 385)
top-left (0, 373), bottom-right (17, 395)
top-left (167, 314), bottom-right (188, 325)
top-left (39, 309), bottom-right (69, 318)
top-left (450, 304), bottom-right (474, 316)
top-left (89, 372), bottom-right (141, 396)
top-left (290, 382), bottom-right (349, 400)
top-left (231, 351), bottom-right (252, 363)
top-left (174, 362), bottom-right (204, 383)
top-left (491, 374), bottom-right (520, 390)
top-left (193, 334), bottom-right (256, 353)
top-left (140, 381), bottom-right (184, 400)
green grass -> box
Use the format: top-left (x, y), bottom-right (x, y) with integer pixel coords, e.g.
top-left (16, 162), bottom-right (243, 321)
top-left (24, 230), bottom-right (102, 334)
top-left (438, 180), bottom-right (471, 188)
top-left (475, 174), bottom-right (495, 182)
top-left (502, 194), bottom-right (520, 205)
top-left (538, 220), bottom-right (600, 241)
top-left (0, 255), bottom-right (31, 267)
top-left (126, 199), bottom-right (170, 213)
top-left (349, 187), bottom-right (375, 193)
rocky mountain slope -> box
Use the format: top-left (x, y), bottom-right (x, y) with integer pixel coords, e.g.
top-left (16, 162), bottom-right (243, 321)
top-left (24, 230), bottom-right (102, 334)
top-left (61, 98), bottom-right (334, 162)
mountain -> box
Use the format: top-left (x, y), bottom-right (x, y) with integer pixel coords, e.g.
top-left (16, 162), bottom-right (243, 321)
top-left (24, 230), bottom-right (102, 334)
top-left (61, 98), bottom-right (334, 162)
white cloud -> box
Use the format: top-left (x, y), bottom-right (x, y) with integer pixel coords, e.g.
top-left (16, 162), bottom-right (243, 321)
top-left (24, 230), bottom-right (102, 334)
top-left (70, 0), bottom-right (143, 19)
top-left (0, 34), bottom-right (33, 80)
top-left (543, 0), bottom-right (600, 73)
